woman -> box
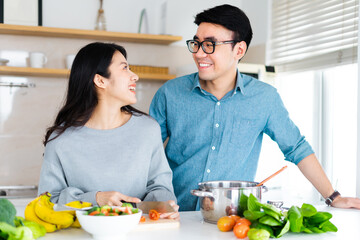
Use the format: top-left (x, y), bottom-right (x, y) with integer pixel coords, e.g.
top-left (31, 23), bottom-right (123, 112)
top-left (38, 42), bottom-right (179, 219)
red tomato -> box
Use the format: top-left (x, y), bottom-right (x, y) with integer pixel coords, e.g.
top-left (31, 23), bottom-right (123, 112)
top-left (217, 216), bottom-right (236, 232)
top-left (149, 209), bottom-right (160, 220)
top-left (235, 217), bottom-right (252, 226)
top-left (233, 223), bottom-right (250, 239)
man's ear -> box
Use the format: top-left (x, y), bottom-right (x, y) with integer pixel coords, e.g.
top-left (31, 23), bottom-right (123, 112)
top-left (235, 41), bottom-right (247, 61)
top-left (93, 74), bottom-right (106, 89)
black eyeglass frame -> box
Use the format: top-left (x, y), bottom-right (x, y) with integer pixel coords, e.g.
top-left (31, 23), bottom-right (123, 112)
top-left (186, 39), bottom-right (237, 54)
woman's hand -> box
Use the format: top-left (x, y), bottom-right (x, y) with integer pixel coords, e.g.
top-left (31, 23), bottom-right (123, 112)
top-left (159, 200), bottom-right (180, 220)
top-left (96, 191), bottom-right (141, 206)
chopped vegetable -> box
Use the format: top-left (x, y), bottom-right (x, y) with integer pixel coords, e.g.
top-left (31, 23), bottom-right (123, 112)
top-left (149, 209), bottom-right (160, 221)
top-left (121, 203), bottom-right (133, 209)
top-left (86, 205), bottom-right (140, 216)
top-left (139, 216), bottom-right (146, 223)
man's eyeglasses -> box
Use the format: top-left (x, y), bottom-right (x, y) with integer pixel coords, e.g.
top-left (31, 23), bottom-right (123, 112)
top-left (186, 39), bottom-right (236, 54)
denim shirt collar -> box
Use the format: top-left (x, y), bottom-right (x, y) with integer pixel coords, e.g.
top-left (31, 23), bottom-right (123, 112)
top-left (191, 70), bottom-right (246, 96)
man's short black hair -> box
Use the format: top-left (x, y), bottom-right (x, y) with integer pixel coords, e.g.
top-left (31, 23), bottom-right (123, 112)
top-left (194, 4), bottom-right (253, 49)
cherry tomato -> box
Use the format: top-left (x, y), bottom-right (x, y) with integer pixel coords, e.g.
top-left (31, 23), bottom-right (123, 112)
top-left (230, 215), bottom-right (241, 222)
top-left (233, 223), bottom-right (250, 239)
top-left (217, 216), bottom-right (236, 232)
top-left (139, 216), bottom-right (146, 223)
top-left (235, 217), bottom-right (252, 226)
top-left (149, 209), bottom-right (160, 220)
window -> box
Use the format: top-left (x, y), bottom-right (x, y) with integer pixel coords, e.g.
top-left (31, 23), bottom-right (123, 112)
top-left (268, 0), bottom-right (358, 73)
top-left (322, 64), bottom-right (358, 196)
top-left (261, 0), bottom-right (360, 204)
top-left (257, 64), bottom-right (358, 204)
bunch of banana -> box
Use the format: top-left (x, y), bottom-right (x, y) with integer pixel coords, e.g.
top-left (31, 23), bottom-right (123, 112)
top-left (24, 192), bottom-right (92, 232)
top-left (24, 194), bottom-right (57, 233)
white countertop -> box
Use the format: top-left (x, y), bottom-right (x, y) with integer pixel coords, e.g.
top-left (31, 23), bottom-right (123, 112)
top-left (10, 198), bottom-right (360, 240)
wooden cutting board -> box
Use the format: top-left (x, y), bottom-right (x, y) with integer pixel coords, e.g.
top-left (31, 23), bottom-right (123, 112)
top-left (137, 215), bottom-right (180, 230)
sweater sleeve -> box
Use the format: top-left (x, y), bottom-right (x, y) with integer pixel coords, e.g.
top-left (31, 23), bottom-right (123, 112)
top-left (38, 139), bottom-right (98, 205)
top-left (143, 124), bottom-right (176, 203)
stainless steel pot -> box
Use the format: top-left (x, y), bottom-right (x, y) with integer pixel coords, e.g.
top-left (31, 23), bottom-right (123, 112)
top-left (191, 180), bottom-right (267, 224)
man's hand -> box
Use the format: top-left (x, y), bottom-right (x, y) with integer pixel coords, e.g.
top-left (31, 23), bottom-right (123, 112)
top-left (96, 191), bottom-right (141, 206)
top-left (159, 200), bottom-right (180, 220)
top-left (331, 196), bottom-right (360, 209)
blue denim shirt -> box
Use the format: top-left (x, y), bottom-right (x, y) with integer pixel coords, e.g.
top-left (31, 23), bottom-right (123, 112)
top-left (149, 71), bottom-right (314, 211)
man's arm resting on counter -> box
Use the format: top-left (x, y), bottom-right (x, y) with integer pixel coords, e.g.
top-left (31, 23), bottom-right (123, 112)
top-left (297, 153), bottom-right (360, 209)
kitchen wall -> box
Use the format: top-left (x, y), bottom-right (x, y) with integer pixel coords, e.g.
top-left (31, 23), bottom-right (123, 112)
top-left (0, 0), bottom-right (268, 188)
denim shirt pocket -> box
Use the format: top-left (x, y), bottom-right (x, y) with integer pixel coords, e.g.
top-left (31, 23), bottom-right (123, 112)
top-left (229, 117), bottom-right (262, 147)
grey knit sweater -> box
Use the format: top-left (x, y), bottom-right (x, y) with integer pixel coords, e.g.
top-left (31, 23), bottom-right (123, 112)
top-left (38, 114), bottom-right (176, 205)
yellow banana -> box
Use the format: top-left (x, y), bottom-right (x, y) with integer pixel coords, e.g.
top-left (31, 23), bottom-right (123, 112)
top-left (70, 217), bottom-right (81, 228)
top-left (81, 201), bottom-right (92, 208)
top-left (58, 210), bottom-right (77, 229)
top-left (34, 192), bottom-right (74, 228)
top-left (24, 195), bottom-right (57, 233)
top-left (65, 200), bottom-right (92, 209)
top-left (65, 201), bottom-right (82, 209)
top-left (64, 201), bottom-right (86, 228)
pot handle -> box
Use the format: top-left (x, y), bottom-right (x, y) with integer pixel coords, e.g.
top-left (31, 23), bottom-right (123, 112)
top-left (261, 185), bottom-right (268, 193)
top-left (190, 189), bottom-right (214, 197)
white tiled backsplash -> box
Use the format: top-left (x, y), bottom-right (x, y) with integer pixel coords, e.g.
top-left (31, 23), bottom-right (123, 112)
top-left (0, 76), bottom-right (67, 186)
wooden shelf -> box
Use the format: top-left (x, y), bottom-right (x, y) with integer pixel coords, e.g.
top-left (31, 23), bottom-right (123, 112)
top-left (0, 66), bottom-right (175, 81)
top-left (0, 24), bottom-right (182, 45)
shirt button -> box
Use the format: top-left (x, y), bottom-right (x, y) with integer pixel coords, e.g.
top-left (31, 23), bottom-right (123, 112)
top-left (207, 169), bottom-right (211, 173)
top-left (211, 146), bottom-right (215, 150)
top-left (215, 123), bottom-right (219, 128)
top-left (216, 102), bottom-right (220, 106)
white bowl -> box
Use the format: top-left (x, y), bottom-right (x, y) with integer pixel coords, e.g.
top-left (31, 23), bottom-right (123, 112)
top-left (76, 210), bottom-right (142, 240)
top-left (0, 58), bottom-right (9, 66)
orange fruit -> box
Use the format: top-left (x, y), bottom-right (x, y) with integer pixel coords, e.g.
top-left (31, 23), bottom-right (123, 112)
top-left (217, 216), bottom-right (236, 232)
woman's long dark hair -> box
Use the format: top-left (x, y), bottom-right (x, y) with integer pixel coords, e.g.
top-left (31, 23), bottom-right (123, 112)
top-left (44, 42), bottom-right (146, 146)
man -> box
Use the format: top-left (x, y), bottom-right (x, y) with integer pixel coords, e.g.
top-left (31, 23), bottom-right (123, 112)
top-left (149, 4), bottom-right (360, 211)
